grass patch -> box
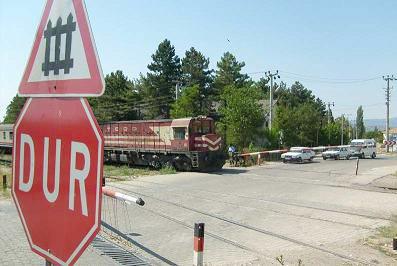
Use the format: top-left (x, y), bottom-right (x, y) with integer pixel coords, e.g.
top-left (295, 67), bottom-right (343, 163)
top-left (103, 164), bottom-right (177, 180)
top-left (363, 215), bottom-right (397, 258)
top-left (159, 165), bottom-right (177, 175)
top-left (104, 165), bottom-right (154, 178)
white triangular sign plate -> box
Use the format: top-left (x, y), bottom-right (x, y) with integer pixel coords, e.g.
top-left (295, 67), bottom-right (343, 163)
top-left (19, 0), bottom-right (104, 97)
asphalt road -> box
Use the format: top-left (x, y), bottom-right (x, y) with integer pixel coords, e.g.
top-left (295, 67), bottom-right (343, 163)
top-left (106, 155), bottom-right (397, 265)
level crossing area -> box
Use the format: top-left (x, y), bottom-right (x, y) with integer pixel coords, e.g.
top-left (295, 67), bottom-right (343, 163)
top-left (2, 154), bottom-right (397, 265)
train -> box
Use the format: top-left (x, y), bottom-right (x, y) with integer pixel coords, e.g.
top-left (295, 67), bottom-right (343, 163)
top-left (0, 116), bottom-right (226, 171)
top-left (100, 116), bottom-right (226, 171)
top-left (0, 124), bottom-right (13, 153)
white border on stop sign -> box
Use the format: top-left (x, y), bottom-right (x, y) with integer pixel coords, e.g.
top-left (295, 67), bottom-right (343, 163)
top-left (12, 98), bottom-right (103, 265)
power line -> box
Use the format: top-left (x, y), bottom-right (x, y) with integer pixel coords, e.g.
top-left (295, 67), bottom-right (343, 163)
top-left (332, 103), bottom-right (384, 112)
top-left (246, 69), bottom-right (382, 84)
top-left (278, 70), bottom-right (381, 82)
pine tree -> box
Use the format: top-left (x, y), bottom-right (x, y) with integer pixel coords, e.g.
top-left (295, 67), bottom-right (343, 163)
top-left (214, 52), bottom-right (250, 97)
top-left (3, 95), bottom-right (26, 123)
top-left (181, 47), bottom-right (214, 115)
top-left (89, 70), bottom-right (140, 122)
top-left (143, 39), bottom-right (181, 118)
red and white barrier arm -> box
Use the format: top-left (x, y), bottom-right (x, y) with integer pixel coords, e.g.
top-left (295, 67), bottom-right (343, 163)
top-left (102, 187), bottom-right (145, 206)
top-left (239, 149), bottom-right (288, 157)
top-left (193, 223), bottom-right (204, 266)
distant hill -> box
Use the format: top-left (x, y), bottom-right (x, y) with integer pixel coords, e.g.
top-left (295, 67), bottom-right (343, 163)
top-left (364, 117), bottom-right (397, 131)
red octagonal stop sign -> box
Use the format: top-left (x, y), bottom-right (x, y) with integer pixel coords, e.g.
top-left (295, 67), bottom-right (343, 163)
top-left (12, 98), bottom-right (103, 265)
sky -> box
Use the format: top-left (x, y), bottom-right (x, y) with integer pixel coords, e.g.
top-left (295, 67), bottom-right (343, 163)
top-left (1, 0), bottom-right (396, 121)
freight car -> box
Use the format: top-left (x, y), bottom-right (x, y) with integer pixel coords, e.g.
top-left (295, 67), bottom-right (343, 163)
top-left (100, 117), bottom-right (226, 171)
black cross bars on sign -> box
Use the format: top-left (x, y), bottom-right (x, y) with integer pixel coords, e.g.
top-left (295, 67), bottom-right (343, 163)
top-left (42, 13), bottom-right (76, 76)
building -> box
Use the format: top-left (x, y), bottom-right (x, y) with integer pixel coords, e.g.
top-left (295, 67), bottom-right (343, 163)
top-left (383, 128), bottom-right (397, 142)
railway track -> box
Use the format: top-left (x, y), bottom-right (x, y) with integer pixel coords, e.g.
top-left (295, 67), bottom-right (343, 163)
top-left (109, 183), bottom-right (369, 265)
top-left (0, 158), bottom-right (12, 167)
top-left (109, 181), bottom-right (377, 230)
top-left (117, 179), bottom-right (392, 222)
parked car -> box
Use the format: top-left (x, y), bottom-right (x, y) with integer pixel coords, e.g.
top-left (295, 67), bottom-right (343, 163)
top-left (349, 139), bottom-right (376, 159)
top-left (322, 146), bottom-right (351, 160)
top-left (281, 147), bottom-right (315, 163)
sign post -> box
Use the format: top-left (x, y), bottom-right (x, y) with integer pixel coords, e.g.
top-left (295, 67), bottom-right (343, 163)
top-left (13, 0), bottom-right (105, 265)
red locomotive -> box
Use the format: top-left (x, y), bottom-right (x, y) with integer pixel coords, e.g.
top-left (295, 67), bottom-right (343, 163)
top-left (100, 116), bottom-right (226, 171)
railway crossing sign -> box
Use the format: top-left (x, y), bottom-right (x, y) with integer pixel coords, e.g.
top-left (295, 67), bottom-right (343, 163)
top-left (18, 0), bottom-right (104, 97)
top-left (384, 140), bottom-right (396, 146)
top-left (12, 98), bottom-right (103, 265)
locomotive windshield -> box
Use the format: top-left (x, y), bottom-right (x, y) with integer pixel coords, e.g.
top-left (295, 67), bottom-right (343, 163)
top-left (191, 119), bottom-right (214, 135)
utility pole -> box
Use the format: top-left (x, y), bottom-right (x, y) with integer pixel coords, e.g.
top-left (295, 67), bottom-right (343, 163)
top-left (327, 102), bottom-right (334, 145)
top-left (341, 114), bottom-right (344, 145)
top-left (265, 70), bottom-right (280, 130)
top-left (383, 75), bottom-right (396, 152)
top-left (175, 82), bottom-right (181, 100)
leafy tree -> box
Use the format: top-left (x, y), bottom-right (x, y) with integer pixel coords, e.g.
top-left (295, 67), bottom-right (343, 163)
top-left (218, 85), bottom-right (264, 149)
top-left (265, 128), bottom-right (281, 148)
top-left (3, 95), bottom-right (26, 123)
top-left (356, 105), bottom-right (365, 138)
top-left (181, 47), bottom-right (214, 115)
top-left (336, 116), bottom-right (351, 145)
top-left (365, 127), bottom-right (383, 143)
top-left (275, 82), bottom-right (328, 146)
top-left (214, 52), bottom-right (250, 97)
top-left (275, 103), bottom-right (323, 147)
top-left (170, 85), bottom-right (201, 118)
top-left (143, 39), bottom-right (181, 118)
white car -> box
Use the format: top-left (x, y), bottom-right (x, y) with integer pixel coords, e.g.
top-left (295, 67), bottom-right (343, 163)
top-left (322, 146), bottom-right (351, 160)
top-left (349, 139), bottom-right (376, 159)
top-left (281, 147), bottom-right (315, 163)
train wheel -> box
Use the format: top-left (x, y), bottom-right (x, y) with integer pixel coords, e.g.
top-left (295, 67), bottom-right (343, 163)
top-left (164, 161), bottom-right (176, 170)
top-left (152, 160), bottom-right (162, 170)
top-left (182, 161), bottom-right (192, 171)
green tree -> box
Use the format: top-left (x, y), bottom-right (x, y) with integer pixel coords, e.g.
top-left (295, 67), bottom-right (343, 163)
top-left (181, 47), bottom-right (213, 90)
top-left (275, 82), bottom-right (328, 146)
top-left (365, 127), bottom-right (383, 143)
top-left (356, 105), bottom-right (365, 138)
top-left (275, 103), bottom-right (323, 147)
top-left (278, 82), bottom-right (316, 108)
top-left (335, 116), bottom-right (351, 145)
top-left (89, 70), bottom-right (140, 122)
top-left (214, 52), bottom-right (250, 98)
top-left (3, 95), bottom-right (26, 123)
top-left (143, 39), bottom-right (181, 118)
top-left (219, 85), bottom-right (264, 149)
top-left (170, 85), bottom-right (201, 118)
top-left (181, 47), bottom-right (214, 115)
top-left (254, 77), bottom-right (270, 96)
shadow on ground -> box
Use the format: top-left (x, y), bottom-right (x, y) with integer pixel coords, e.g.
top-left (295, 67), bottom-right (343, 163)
top-left (210, 168), bottom-right (248, 175)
